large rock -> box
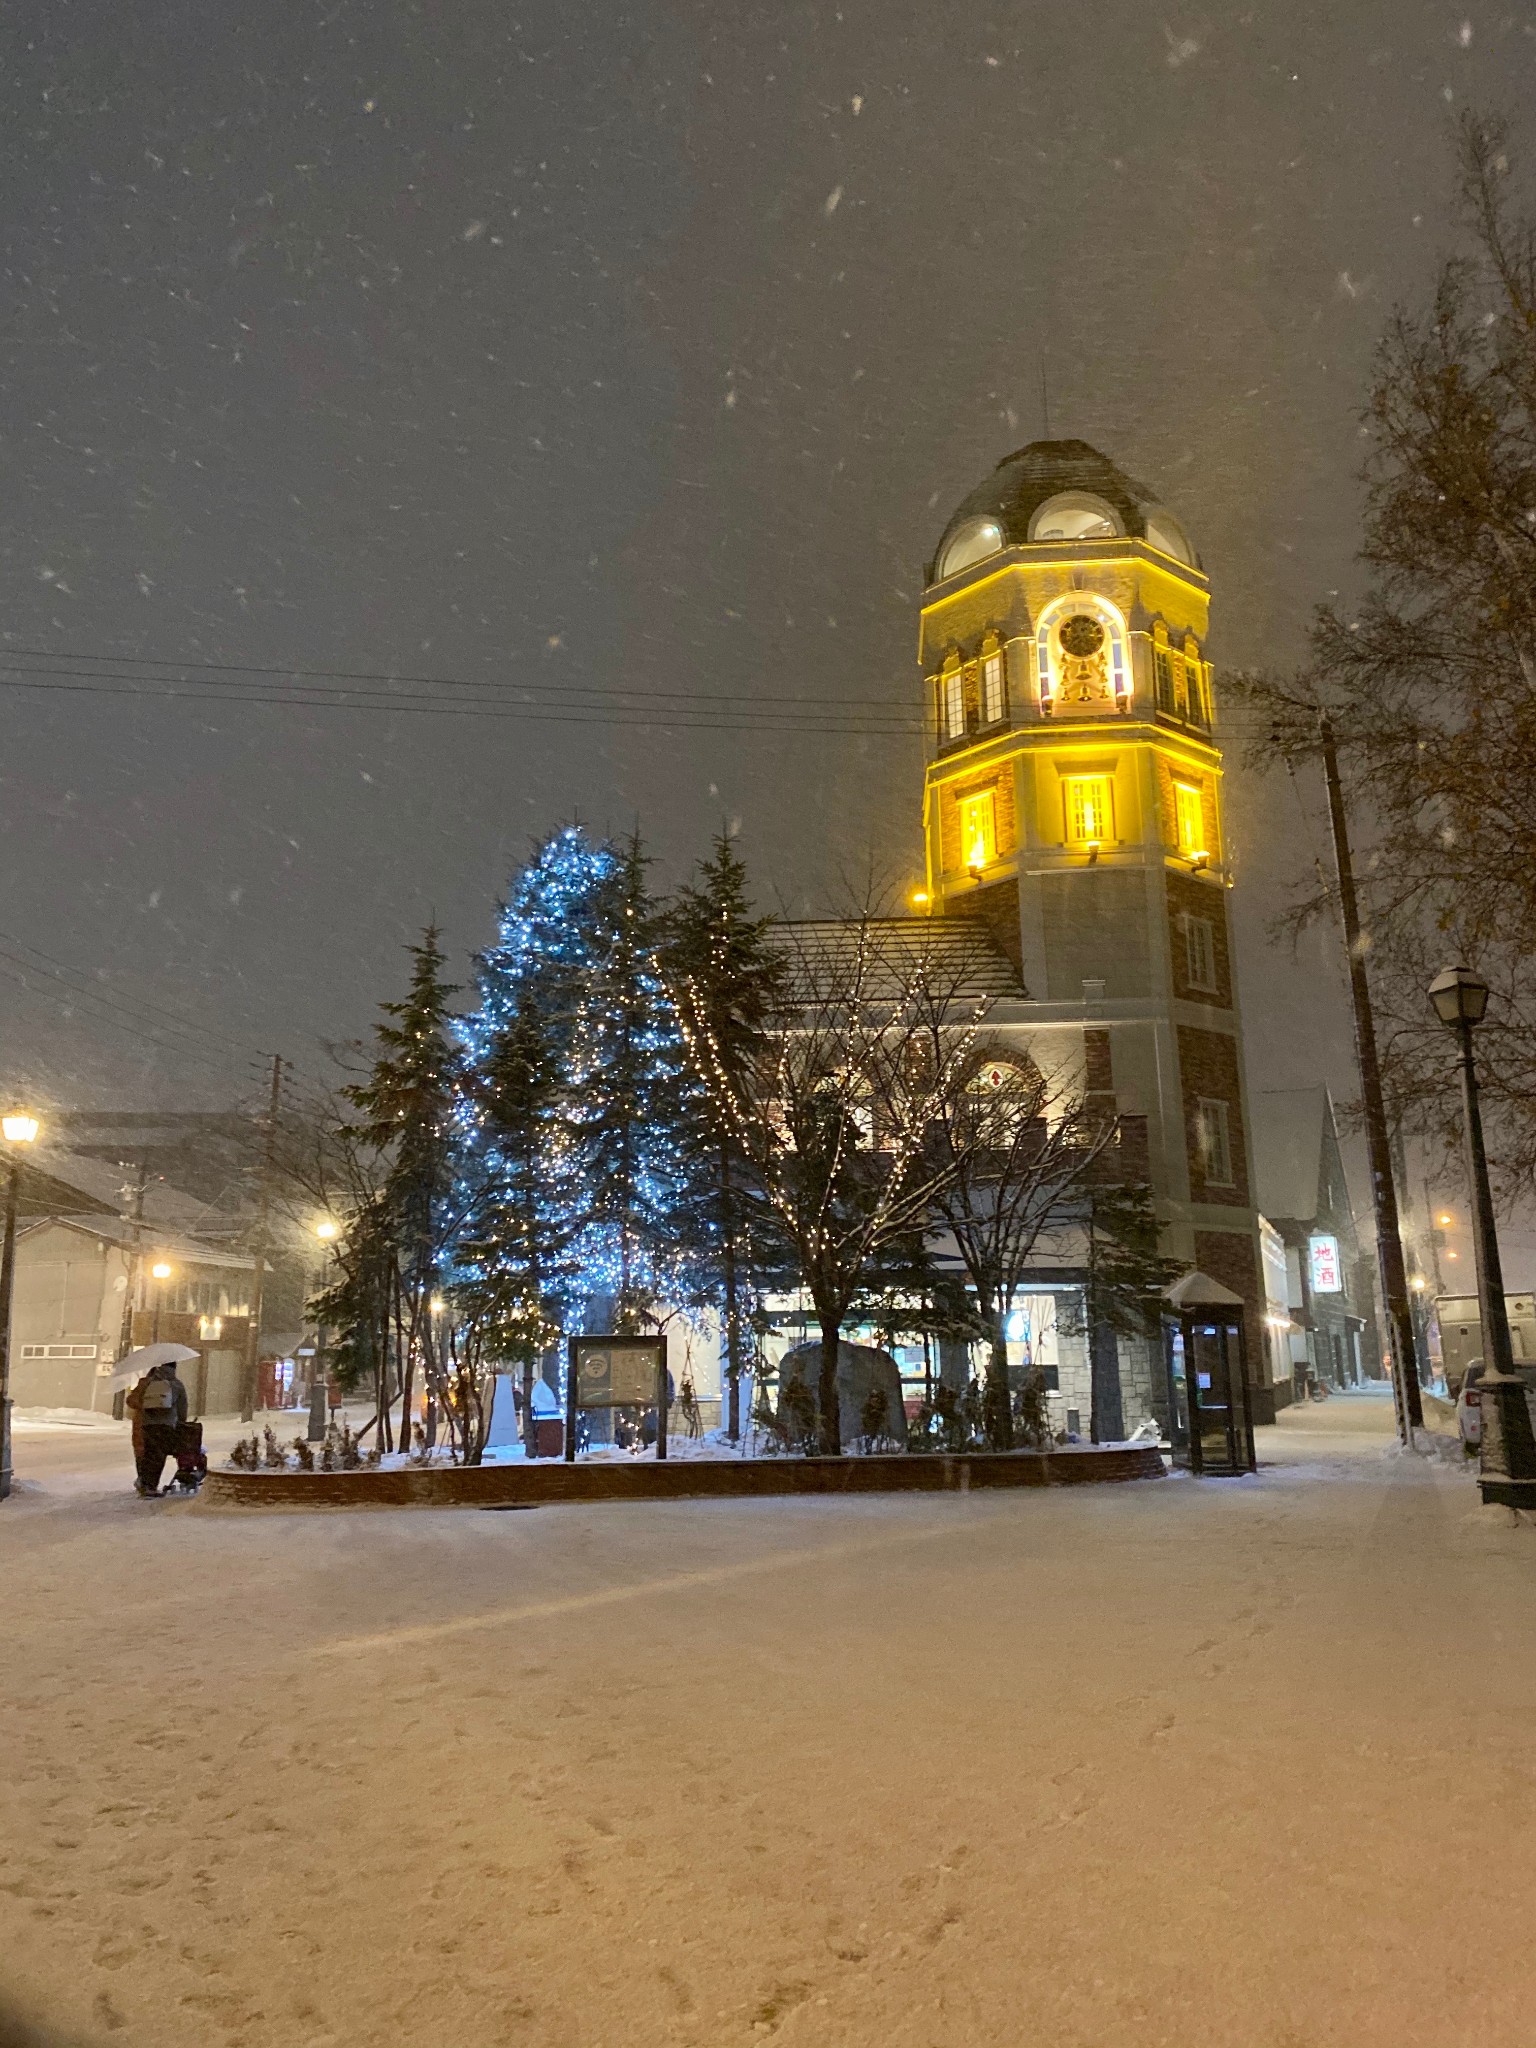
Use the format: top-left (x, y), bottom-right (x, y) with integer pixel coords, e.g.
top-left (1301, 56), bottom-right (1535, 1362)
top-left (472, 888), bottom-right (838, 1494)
top-left (776, 1340), bottom-right (907, 1450)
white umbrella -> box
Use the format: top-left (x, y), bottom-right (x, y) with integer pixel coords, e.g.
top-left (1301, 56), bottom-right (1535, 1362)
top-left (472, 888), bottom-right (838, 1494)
top-left (108, 1341), bottom-right (199, 1393)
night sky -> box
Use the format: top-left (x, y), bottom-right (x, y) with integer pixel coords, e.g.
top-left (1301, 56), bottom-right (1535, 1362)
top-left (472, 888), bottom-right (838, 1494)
top-left (2, 1), bottom-right (1532, 1119)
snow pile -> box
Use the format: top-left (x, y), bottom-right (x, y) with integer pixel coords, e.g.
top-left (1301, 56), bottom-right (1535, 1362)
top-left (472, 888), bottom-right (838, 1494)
top-left (1397, 1425), bottom-right (1469, 1467)
top-left (12, 1407), bottom-right (122, 1433)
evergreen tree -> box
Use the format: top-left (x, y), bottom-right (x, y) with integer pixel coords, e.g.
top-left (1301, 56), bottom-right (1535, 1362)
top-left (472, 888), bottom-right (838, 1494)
top-left (341, 926), bottom-right (463, 1450)
top-left (568, 832), bottom-right (705, 1331)
top-left (457, 828), bottom-right (618, 1432)
top-left (453, 998), bottom-right (569, 1452)
top-left (665, 832), bottom-right (783, 1437)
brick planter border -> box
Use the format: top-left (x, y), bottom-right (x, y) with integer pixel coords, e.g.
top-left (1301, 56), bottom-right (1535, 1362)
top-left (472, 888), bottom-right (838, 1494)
top-left (199, 1444), bottom-right (1164, 1510)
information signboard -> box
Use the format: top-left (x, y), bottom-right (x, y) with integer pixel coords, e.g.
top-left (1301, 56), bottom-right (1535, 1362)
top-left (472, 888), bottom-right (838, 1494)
top-left (565, 1336), bottom-right (669, 1462)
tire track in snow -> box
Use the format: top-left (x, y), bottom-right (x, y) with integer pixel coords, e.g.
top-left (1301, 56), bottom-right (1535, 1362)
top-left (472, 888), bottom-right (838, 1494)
top-left (316, 1511), bottom-right (996, 1657)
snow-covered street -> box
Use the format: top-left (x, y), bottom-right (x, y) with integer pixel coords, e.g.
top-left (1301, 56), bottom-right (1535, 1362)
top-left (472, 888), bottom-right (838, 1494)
top-left (3, 1390), bottom-right (1533, 2046)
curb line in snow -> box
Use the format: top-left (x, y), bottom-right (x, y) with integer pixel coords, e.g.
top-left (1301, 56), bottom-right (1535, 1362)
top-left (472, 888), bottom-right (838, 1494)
top-left (199, 1445), bottom-right (1166, 1511)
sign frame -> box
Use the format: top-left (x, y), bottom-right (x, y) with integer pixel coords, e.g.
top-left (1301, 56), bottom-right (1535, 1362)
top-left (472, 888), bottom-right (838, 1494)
top-left (564, 1335), bottom-right (669, 1463)
top-left (1308, 1233), bottom-right (1343, 1295)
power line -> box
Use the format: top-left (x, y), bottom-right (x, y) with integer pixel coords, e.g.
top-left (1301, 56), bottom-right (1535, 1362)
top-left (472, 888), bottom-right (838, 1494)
top-left (0, 641), bottom-right (917, 711)
top-left (0, 664), bottom-right (925, 735)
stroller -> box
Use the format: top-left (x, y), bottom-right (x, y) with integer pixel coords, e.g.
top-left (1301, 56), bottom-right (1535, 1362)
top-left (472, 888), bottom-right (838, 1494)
top-left (166, 1420), bottom-right (208, 1493)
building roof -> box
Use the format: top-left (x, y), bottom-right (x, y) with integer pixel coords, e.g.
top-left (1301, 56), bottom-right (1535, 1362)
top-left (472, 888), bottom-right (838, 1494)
top-left (772, 916), bottom-right (1027, 1003)
top-left (14, 1214), bottom-right (256, 1270)
top-left (11, 1159), bottom-right (120, 1220)
top-left (927, 439), bottom-right (1176, 583)
top-left (1249, 1086), bottom-right (1333, 1225)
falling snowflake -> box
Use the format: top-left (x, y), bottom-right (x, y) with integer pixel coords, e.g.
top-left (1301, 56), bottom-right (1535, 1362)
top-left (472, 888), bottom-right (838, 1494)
top-left (823, 186), bottom-right (842, 215)
top-left (1165, 26), bottom-right (1201, 67)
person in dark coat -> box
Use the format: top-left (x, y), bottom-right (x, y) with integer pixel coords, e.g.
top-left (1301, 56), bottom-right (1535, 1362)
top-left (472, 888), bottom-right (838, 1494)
top-left (132, 1363), bottom-right (188, 1496)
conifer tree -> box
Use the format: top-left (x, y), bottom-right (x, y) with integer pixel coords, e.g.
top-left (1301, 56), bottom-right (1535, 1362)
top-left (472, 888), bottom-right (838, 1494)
top-left (453, 998), bottom-right (569, 1453)
top-left (341, 926), bottom-right (463, 1450)
top-left (568, 832), bottom-right (705, 1332)
top-left (457, 828), bottom-right (617, 1430)
top-left (665, 832), bottom-right (782, 1436)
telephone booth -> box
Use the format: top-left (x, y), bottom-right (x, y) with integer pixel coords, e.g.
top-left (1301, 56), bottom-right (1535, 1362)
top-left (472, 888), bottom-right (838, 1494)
top-left (1162, 1271), bottom-right (1256, 1476)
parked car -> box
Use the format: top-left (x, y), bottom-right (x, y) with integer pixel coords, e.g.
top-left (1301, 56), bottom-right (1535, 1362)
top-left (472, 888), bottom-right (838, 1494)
top-left (1456, 1359), bottom-right (1536, 1453)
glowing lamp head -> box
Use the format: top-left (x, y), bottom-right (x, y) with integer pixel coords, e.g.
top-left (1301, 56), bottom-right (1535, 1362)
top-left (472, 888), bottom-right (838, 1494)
top-left (429, 1294), bottom-right (446, 1314)
top-left (150, 1261), bottom-right (173, 1282)
top-left (315, 1219), bottom-right (339, 1242)
top-left (910, 890), bottom-right (930, 908)
top-left (2, 1112), bottom-right (39, 1145)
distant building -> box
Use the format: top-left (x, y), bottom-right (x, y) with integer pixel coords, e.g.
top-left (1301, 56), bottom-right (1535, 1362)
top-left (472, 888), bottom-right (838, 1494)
top-left (1249, 1087), bottom-right (1379, 1397)
top-left (11, 1217), bottom-right (255, 1413)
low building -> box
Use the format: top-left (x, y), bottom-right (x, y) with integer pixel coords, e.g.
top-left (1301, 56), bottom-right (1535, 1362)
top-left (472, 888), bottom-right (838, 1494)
top-left (11, 1217), bottom-right (255, 1414)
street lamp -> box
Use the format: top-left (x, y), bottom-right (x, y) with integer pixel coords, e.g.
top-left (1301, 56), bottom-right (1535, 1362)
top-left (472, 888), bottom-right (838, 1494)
top-left (0, 1110), bottom-right (40, 1502)
top-left (1428, 965), bottom-right (1536, 1506)
top-left (308, 1219), bottom-right (341, 1440)
top-left (149, 1260), bottom-right (173, 1343)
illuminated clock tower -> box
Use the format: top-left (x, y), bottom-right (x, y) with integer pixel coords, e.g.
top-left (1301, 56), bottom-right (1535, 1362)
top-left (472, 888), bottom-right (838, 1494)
top-left (919, 439), bottom-right (1263, 1374)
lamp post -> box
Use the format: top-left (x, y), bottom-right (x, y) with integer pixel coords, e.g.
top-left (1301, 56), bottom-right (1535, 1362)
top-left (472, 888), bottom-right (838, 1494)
top-left (308, 1220), bottom-right (339, 1441)
top-left (0, 1110), bottom-right (40, 1503)
top-left (149, 1260), bottom-right (173, 1345)
top-left (1428, 965), bottom-right (1536, 1506)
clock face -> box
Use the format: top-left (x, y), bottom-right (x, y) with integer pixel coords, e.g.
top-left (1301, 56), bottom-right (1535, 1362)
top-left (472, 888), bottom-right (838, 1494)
top-left (1059, 613), bottom-right (1105, 658)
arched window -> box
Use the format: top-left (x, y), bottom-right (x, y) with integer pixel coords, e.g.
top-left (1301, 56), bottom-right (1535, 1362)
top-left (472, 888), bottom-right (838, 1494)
top-left (1144, 510), bottom-right (1193, 564)
top-left (1034, 593), bottom-right (1131, 716)
top-left (937, 517), bottom-right (1004, 580)
top-left (1029, 492), bottom-right (1122, 544)
top-left (966, 1054), bottom-right (1044, 1144)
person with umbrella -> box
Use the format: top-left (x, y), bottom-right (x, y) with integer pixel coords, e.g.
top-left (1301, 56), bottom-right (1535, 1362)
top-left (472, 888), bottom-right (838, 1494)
top-left (111, 1342), bottom-right (198, 1497)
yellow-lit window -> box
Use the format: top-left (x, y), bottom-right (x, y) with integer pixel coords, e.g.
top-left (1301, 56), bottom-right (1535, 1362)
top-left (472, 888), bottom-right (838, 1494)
top-left (1184, 656), bottom-right (1207, 724)
top-left (1173, 781), bottom-right (1206, 858)
top-left (942, 666), bottom-right (965, 739)
top-left (981, 648), bottom-right (1005, 724)
top-left (960, 789), bottom-right (996, 870)
top-left (1065, 775), bottom-right (1112, 845)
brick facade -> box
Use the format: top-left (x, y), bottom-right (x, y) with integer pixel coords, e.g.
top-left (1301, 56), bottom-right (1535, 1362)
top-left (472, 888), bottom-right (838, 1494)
top-left (1177, 1024), bottom-right (1249, 1205)
top-left (1165, 870), bottom-right (1233, 1007)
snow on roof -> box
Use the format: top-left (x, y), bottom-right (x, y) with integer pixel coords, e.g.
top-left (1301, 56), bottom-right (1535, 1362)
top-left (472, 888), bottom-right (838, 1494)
top-left (772, 916), bottom-right (1026, 1002)
top-left (1165, 1269), bottom-right (1246, 1310)
top-left (15, 1213), bottom-right (255, 1270)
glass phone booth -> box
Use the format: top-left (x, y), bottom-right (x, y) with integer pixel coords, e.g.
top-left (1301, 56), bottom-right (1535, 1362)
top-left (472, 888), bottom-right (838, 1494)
top-left (1162, 1272), bottom-right (1257, 1476)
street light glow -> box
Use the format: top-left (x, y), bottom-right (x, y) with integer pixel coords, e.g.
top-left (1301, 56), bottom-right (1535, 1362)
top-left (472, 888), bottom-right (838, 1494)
top-left (150, 1261), bottom-right (173, 1281)
top-left (315, 1219), bottom-right (339, 1241)
top-left (1, 1113), bottom-right (39, 1145)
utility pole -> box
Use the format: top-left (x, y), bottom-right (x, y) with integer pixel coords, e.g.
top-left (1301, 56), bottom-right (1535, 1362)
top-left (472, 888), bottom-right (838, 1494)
top-left (112, 1160), bottom-right (148, 1415)
top-left (241, 1055), bottom-right (283, 1423)
top-left (1318, 716), bottom-right (1422, 1437)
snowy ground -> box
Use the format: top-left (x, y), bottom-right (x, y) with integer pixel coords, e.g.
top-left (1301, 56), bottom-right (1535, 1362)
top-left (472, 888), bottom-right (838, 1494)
top-left (2, 1388), bottom-right (1534, 2047)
